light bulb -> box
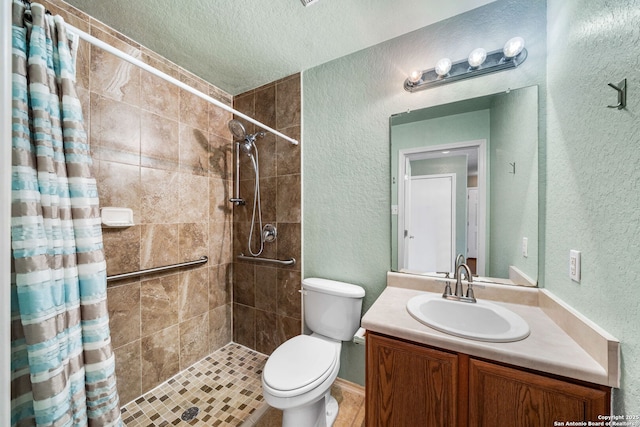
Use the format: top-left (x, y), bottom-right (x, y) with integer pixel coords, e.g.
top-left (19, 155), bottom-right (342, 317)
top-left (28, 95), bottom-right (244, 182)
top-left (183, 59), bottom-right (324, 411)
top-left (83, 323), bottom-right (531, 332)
top-left (435, 58), bottom-right (452, 77)
top-left (468, 48), bottom-right (487, 68)
top-left (408, 70), bottom-right (423, 84)
top-left (503, 37), bottom-right (525, 58)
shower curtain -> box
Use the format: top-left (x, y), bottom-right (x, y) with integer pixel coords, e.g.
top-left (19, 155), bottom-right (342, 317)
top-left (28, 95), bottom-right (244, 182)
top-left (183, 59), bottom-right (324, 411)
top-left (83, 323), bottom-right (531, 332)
top-left (11, 2), bottom-right (121, 426)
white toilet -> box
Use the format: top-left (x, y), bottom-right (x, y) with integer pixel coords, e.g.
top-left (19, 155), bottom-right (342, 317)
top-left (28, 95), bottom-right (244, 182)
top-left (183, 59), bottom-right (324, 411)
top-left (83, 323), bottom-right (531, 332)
top-left (261, 277), bottom-right (365, 427)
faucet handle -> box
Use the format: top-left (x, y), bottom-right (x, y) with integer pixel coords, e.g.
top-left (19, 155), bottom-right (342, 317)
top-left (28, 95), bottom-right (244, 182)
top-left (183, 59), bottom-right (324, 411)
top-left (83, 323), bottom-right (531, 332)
top-left (466, 284), bottom-right (475, 299)
top-left (465, 282), bottom-right (477, 303)
top-left (441, 280), bottom-right (453, 298)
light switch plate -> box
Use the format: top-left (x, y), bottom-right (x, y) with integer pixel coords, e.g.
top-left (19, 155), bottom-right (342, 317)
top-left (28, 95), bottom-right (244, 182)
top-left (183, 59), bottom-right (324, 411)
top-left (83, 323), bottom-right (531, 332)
top-left (570, 250), bottom-right (581, 282)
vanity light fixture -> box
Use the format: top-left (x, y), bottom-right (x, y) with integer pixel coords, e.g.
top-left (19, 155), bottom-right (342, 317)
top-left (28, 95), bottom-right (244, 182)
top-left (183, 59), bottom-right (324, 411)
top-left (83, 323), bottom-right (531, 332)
top-left (503, 36), bottom-right (525, 59)
top-left (434, 58), bottom-right (452, 77)
top-left (404, 37), bottom-right (528, 92)
top-left (408, 69), bottom-right (423, 84)
top-left (467, 48), bottom-right (487, 68)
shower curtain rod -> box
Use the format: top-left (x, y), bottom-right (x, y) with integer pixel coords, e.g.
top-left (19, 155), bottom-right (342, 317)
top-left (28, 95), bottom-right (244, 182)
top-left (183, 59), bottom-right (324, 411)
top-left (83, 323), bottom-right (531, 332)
top-left (64, 23), bottom-right (299, 146)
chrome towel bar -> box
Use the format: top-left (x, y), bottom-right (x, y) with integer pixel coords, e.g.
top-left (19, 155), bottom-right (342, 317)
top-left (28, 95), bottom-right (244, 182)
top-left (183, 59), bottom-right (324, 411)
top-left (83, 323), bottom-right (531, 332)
top-left (237, 254), bottom-right (296, 266)
top-left (106, 256), bottom-right (208, 282)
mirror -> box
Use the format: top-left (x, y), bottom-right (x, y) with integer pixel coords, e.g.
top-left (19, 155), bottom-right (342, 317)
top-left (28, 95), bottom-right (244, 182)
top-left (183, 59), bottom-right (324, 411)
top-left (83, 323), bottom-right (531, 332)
top-left (390, 85), bottom-right (538, 286)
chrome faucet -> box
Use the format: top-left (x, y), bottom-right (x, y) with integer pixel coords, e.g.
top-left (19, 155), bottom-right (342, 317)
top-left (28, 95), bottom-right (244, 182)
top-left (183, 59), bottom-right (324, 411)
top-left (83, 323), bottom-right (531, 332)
top-left (443, 263), bottom-right (476, 303)
top-left (453, 253), bottom-right (466, 280)
top-left (454, 263), bottom-right (469, 297)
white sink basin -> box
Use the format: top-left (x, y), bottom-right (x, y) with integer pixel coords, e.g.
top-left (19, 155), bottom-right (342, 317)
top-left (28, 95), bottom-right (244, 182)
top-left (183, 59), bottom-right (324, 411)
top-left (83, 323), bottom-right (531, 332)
top-left (406, 293), bottom-right (530, 342)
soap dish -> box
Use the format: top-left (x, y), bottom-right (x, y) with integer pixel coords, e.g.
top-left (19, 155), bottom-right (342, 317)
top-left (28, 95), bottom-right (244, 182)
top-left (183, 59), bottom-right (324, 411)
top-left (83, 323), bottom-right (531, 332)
top-left (101, 207), bottom-right (134, 227)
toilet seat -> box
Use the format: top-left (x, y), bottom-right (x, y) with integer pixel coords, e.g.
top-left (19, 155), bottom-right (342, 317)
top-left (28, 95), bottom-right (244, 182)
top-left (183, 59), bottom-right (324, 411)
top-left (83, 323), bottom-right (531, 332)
top-left (262, 335), bottom-right (339, 398)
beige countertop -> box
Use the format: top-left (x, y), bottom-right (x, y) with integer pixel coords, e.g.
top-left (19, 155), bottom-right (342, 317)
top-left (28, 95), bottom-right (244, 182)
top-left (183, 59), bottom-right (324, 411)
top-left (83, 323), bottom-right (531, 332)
top-left (361, 272), bottom-right (620, 388)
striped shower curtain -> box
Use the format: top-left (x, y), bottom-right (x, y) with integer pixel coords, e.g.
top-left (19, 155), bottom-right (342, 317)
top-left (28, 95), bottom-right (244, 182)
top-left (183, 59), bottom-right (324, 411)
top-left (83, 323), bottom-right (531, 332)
top-left (11, 2), bottom-right (121, 426)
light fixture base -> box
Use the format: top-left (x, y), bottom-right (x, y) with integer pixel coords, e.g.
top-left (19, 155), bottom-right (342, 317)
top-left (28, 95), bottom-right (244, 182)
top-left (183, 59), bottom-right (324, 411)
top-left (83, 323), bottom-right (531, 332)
top-left (404, 48), bottom-right (528, 92)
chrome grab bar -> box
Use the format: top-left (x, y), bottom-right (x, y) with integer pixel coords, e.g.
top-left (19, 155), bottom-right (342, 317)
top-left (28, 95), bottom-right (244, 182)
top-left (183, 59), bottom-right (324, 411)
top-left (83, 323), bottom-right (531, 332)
top-left (237, 254), bottom-right (296, 266)
top-left (106, 256), bottom-right (208, 282)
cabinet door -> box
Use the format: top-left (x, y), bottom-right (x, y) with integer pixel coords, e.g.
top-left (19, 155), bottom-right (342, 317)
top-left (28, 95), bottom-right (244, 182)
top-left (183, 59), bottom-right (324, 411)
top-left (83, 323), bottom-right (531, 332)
top-left (469, 358), bottom-right (610, 426)
top-left (366, 333), bottom-right (459, 427)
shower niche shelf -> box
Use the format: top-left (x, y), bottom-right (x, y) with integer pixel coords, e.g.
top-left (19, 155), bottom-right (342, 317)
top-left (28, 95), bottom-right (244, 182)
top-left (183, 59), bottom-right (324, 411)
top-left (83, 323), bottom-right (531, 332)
top-left (100, 207), bottom-right (134, 228)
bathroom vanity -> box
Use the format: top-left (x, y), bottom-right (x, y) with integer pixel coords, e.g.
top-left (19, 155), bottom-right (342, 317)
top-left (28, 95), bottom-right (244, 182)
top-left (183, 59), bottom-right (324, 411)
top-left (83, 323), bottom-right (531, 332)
top-left (362, 273), bottom-right (619, 426)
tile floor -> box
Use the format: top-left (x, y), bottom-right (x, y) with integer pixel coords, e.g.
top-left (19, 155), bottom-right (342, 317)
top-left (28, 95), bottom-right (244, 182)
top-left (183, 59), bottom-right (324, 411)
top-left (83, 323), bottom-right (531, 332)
top-left (119, 343), bottom-right (365, 427)
top-left (120, 343), bottom-right (267, 426)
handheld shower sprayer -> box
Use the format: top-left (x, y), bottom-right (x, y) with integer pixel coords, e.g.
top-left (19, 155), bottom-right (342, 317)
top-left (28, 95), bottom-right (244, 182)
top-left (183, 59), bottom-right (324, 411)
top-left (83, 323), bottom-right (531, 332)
top-left (228, 119), bottom-right (248, 141)
top-left (227, 119), bottom-right (271, 256)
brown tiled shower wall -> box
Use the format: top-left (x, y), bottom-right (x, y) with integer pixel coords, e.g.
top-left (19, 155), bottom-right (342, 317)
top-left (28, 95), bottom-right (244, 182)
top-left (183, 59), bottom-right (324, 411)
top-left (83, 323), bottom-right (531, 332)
top-left (232, 79), bottom-right (303, 355)
top-left (39, 0), bottom-right (300, 406)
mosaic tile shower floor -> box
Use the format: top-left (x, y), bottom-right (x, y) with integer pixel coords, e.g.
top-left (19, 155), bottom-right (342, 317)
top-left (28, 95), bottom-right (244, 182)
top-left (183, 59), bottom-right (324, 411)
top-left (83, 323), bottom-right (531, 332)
top-left (120, 343), bottom-right (268, 426)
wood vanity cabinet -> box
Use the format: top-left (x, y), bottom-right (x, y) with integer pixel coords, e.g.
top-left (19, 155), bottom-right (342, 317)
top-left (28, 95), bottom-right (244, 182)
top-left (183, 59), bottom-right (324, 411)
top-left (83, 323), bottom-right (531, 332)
top-left (366, 332), bottom-right (611, 427)
top-left (366, 333), bottom-right (459, 426)
top-left (468, 358), bottom-right (610, 426)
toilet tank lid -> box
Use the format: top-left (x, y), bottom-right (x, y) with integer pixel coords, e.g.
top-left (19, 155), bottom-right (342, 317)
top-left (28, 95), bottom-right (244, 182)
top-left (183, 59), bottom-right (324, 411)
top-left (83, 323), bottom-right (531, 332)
top-left (302, 278), bottom-right (365, 298)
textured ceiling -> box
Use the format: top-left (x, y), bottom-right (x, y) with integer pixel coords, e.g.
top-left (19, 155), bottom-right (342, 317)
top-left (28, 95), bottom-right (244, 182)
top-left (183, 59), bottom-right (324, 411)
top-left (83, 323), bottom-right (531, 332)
top-left (63, 0), bottom-right (494, 95)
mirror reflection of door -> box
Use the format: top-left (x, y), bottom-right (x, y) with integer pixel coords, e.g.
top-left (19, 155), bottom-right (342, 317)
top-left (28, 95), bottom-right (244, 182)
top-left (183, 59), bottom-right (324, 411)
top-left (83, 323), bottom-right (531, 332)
top-left (406, 174), bottom-right (456, 272)
top-left (397, 140), bottom-right (486, 276)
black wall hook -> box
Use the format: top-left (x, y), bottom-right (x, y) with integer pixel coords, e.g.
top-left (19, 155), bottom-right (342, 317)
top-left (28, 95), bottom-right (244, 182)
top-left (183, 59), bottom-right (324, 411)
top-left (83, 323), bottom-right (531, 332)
top-left (607, 79), bottom-right (627, 110)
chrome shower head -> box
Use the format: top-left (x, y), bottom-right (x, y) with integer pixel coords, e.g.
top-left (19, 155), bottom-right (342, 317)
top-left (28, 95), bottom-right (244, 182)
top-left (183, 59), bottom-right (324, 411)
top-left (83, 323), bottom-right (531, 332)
top-left (228, 119), bottom-right (266, 144)
top-left (229, 119), bottom-right (255, 156)
top-left (228, 119), bottom-right (247, 141)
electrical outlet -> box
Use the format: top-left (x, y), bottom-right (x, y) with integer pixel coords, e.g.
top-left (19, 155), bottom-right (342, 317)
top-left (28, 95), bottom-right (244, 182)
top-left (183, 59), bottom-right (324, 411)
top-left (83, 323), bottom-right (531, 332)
top-left (569, 250), bottom-right (581, 282)
top-left (522, 237), bottom-right (528, 258)
top-left (391, 205), bottom-right (398, 215)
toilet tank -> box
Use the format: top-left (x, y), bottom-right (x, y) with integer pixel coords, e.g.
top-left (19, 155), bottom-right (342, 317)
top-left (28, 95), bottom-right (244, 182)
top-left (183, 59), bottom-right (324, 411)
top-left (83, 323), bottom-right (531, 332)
top-left (302, 278), bottom-right (365, 341)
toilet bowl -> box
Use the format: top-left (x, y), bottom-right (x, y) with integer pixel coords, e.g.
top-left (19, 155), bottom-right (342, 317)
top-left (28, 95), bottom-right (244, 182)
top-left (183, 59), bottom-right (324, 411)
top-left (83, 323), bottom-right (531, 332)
top-left (262, 334), bottom-right (341, 427)
top-left (261, 278), bottom-right (365, 427)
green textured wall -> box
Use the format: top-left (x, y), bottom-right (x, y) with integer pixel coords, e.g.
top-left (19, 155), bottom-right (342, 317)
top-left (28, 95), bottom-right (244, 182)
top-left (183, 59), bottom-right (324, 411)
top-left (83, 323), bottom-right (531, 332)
top-left (303, 0), bottom-right (546, 385)
top-left (545, 0), bottom-right (640, 413)
top-left (304, 0), bottom-right (640, 412)
top-left (489, 86), bottom-right (538, 280)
